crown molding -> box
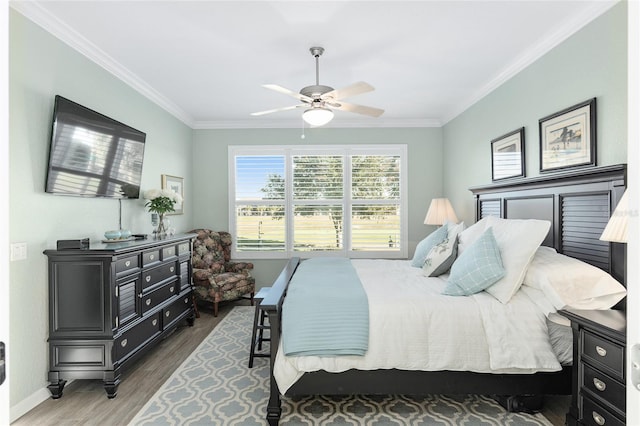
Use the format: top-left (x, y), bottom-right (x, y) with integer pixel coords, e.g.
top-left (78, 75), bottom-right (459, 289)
top-left (192, 117), bottom-right (441, 130)
top-left (11, 0), bottom-right (618, 131)
top-left (10, 1), bottom-right (195, 127)
top-left (441, 0), bottom-right (619, 125)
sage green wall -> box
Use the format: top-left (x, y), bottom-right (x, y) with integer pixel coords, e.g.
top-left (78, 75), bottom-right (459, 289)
top-left (192, 127), bottom-right (444, 286)
top-left (8, 0), bottom-right (628, 419)
top-left (9, 10), bottom-right (193, 413)
top-left (443, 2), bottom-right (628, 225)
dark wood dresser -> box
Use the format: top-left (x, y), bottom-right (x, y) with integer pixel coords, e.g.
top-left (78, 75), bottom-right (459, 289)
top-left (44, 233), bottom-right (196, 399)
top-left (559, 309), bottom-right (626, 426)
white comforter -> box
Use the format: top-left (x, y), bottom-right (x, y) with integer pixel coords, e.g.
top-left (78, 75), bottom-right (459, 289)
top-left (273, 259), bottom-right (562, 394)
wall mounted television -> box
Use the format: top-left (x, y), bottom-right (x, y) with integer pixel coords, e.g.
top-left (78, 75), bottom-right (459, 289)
top-left (45, 95), bottom-right (146, 199)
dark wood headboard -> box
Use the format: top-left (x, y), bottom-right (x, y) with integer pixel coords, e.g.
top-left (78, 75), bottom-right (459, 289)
top-left (469, 164), bottom-right (626, 286)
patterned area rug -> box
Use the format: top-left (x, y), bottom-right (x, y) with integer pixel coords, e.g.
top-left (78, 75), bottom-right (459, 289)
top-left (129, 306), bottom-right (553, 425)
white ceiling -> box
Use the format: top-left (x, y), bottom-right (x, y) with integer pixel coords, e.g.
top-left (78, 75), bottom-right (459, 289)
top-left (12, 1), bottom-right (619, 129)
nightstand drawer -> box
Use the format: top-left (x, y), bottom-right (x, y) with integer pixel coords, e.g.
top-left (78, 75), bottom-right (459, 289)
top-left (583, 330), bottom-right (624, 380)
top-left (582, 363), bottom-right (625, 412)
top-left (581, 396), bottom-right (624, 426)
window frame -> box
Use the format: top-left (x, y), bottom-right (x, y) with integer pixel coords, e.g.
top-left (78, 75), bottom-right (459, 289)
top-left (228, 144), bottom-right (408, 259)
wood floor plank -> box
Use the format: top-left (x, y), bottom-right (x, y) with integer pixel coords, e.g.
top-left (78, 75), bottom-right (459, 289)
top-left (12, 301), bottom-right (236, 425)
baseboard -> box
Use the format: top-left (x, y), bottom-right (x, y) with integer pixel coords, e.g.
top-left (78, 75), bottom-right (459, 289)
top-left (10, 385), bottom-right (54, 423)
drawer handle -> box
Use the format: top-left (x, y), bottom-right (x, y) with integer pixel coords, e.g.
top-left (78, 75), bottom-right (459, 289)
top-left (184, 297), bottom-right (189, 303)
top-left (145, 276), bottom-right (151, 283)
top-left (170, 266), bottom-right (175, 272)
top-left (146, 298), bottom-right (151, 306)
top-left (149, 254), bottom-right (155, 260)
top-left (596, 345), bottom-right (607, 357)
top-left (170, 286), bottom-right (175, 293)
top-left (121, 339), bottom-right (127, 348)
top-left (166, 311), bottom-right (171, 317)
top-left (592, 411), bottom-right (605, 425)
top-left (125, 260), bottom-right (131, 267)
top-left (152, 319), bottom-right (158, 326)
top-left (593, 377), bottom-right (606, 392)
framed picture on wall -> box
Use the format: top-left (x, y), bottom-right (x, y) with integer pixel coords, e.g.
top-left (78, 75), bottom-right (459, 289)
top-left (491, 127), bottom-right (525, 181)
top-left (161, 174), bottom-right (184, 215)
top-left (539, 98), bottom-right (596, 173)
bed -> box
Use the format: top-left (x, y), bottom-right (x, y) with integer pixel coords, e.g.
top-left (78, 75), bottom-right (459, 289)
top-left (261, 164), bottom-right (627, 425)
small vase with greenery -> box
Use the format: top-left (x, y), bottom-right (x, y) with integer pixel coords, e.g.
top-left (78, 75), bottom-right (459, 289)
top-left (144, 189), bottom-right (183, 236)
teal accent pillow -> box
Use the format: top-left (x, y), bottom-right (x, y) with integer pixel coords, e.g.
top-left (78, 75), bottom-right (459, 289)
top-left (411, 225), bottom-right (448, 267)
top-left (443, 227), bottom-right (505, 296)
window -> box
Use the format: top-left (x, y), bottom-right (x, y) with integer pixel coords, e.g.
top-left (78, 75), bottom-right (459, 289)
top-left (229, 145), bottom-right (407, 259)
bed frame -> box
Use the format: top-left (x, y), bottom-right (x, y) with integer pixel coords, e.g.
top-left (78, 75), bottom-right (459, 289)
top-left (261, 163), bottom-right (627, 425)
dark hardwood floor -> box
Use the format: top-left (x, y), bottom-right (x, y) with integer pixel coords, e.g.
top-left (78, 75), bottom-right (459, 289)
top-left (13, 299), bottom-right (570, 425)
top-left (12, 301), bottom-right (242, 425)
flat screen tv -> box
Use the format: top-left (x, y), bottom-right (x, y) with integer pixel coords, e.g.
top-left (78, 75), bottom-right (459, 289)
top-left (45, 95), bottom-right (146, 199)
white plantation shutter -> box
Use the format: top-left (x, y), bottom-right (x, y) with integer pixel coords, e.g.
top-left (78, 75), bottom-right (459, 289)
top-left (351, 155), bottom-right (401, 251)
top-left (229, 145), bottom-right (407, 259)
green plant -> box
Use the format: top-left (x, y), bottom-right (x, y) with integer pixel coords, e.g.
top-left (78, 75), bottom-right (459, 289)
top-left (143, 189), bottom-right (182, 214)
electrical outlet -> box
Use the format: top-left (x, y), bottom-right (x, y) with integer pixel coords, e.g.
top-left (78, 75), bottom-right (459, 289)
top-left (10, 242), bottom-right (27, 261)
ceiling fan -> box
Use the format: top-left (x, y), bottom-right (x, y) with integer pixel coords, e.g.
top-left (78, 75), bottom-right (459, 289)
top-left (251, 47), bottom-right (384, 126)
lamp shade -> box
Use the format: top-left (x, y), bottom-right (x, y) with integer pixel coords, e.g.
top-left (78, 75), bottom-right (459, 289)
top-left (303, 107), bottom-right (334, 126)
top-left (424, 198), bottom-right (458, 225)
top-left (600, 190), bottom-right (629, 243)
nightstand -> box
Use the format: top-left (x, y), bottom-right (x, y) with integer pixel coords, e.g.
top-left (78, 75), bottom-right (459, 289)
top-left (559, 309), bottom-right (626, 426)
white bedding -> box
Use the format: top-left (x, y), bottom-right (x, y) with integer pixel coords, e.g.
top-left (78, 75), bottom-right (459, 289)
top-left (274, 259), bottom-right (564, 394)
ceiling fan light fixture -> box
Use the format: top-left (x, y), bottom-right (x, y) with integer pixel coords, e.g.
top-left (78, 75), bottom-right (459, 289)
top-left (303, 107), bottom-right (334, 126)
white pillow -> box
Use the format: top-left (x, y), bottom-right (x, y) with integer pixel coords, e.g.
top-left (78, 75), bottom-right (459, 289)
top-left (524, 247), bottom-right (627, 310)
top-left (483, 216), bottom-right (551, 304)
top-left (457, 216), bottom-right (489, 255)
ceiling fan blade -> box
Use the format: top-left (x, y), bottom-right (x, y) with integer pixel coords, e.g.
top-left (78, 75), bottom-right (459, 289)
top-left (322, 81), bottom-right (374, 101)
top-left (251, 104), bottom-right (304, 116)
top-left (332, 101), bottom-right (384, 117)
top-left (263, 84), bottom-right (313, 102)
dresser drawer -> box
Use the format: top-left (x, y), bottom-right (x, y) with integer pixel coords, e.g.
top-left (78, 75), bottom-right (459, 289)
top-left (162, 245), bottom-right (176, 259)
top-left (114, 311), bottom-right (162, 361)
top-left (582, 363), bottom-right (625, 413)
top-left (178, 242), bottom-right (190, 257)
top-left (115, 254), bottom-right (139, 277)
top-left (142, 249), bottom-right (161, 266)
top-left (163, 291), bottom-right (193, 329)
top-left (583, 330), bottom-right (624, 381)
top-left (142, 262), bottom-right (178, 291)
top-left (141, 281), bottom-right (179, 314)
top-left (581, 396), bottom-right (624, 426)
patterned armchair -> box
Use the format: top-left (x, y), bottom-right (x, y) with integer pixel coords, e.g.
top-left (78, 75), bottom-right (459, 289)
top-left (189, 229), bottom-right (255, 317)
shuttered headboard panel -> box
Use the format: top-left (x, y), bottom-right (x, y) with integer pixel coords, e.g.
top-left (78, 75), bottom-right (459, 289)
top-left (469, 164), bottom-right (626, 285)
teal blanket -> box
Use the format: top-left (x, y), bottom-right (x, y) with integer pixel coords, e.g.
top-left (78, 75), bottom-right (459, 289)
top-left (282, 257), bottom-right (369, 357)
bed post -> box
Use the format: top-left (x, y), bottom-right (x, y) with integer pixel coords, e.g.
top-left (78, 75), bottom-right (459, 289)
top-left (261, 257), bottom-right (300, 426)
